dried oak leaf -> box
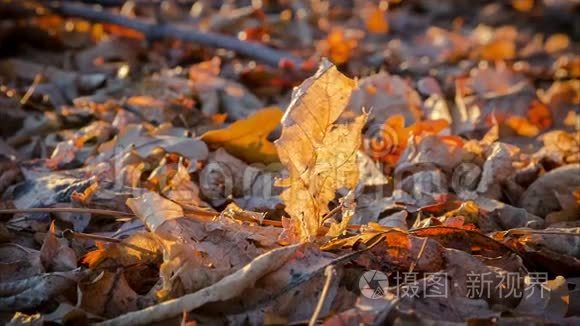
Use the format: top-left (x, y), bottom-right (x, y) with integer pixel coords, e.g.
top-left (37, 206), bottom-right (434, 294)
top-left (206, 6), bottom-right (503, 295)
top-left (411, 226), bottom-right (516, 258)
top-left (274, 59), bottom-right (368, 241)
top-left (201, 107), bottom-right (283, 164)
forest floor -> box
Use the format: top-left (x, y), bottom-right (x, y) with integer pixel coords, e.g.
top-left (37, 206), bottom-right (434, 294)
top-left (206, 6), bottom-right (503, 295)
top-left (0, 0), bottom-right (579, 325)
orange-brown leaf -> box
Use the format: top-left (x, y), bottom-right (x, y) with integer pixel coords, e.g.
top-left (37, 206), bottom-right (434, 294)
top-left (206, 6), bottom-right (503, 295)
top-left (201, 107), bottom-right (283, 164)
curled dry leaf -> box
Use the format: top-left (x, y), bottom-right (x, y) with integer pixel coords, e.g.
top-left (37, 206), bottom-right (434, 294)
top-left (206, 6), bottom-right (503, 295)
top-left (275, 59), bottom-right (367, 241)
top-left (125, 189), bottom-right (282, 299)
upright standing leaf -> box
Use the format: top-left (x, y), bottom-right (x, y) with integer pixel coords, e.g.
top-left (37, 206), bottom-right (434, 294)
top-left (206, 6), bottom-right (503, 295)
top-left (275, 59), bottom-right (367, 241)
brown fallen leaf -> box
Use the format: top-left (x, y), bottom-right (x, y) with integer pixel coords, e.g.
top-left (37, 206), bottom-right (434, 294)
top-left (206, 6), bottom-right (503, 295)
top-left (94, 124), bottom-right (209, 167)
top-left (275, 59), bottom-right (367, 241)
top-left (0, 244), bottom-right (44, 283)
top-left (80, 269), bottom-right (149, 318)
top-left (495, 228), bottom-right (580, 276)
top-left (513, 275), bottom-right (570, 321)
top-left (125, 191), bottom-right (281, 299)
top-left (348, 72), bottom-right (422, 125)
top-left (199, 148), bottom-right (283, 209)
top-left (188, 57), bottom-right (264, 121)
top-left (99, 244), bottom-right (304, 325)
top-left (126, 191), bottom-right (184, 232)
top-left (321, 28), bottom-right (359, 65)
top-left (0, 270), bottom-right (84, 311)
top-left (356, 231), bottom-right (447, 273)
top-left (411, 226), bottom-right (516, 258)
top-left (81, 232), bottom-right (161, 269)
top-left (520, 164), bottom-right (580, 217)
top-left (201, 107), bottom-right (283, 164)
top-left (40, 221), bottom-right (77, 272)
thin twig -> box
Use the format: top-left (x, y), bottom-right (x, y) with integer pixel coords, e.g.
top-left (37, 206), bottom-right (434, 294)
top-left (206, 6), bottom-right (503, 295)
top-left (46, 2), bottom-right (304, 69)
top-left (0, 207), bottom-right (133, 217)
top-left (64, 229), bottom-right (157, 255)
top-left (19, 74), bottom-right (43, 105)
top-left (408, 237), bottom-right (428, 273)
top-left (505, 229), bottom-right (580, 237)
top-left (309, 265), bottom-right (337, 326)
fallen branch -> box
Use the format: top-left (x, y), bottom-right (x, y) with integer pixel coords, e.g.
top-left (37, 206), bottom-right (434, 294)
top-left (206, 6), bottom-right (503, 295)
top-left (0, 207), bottom-right (133, 217)
top-left (46, 2), bottom-right (304, 69)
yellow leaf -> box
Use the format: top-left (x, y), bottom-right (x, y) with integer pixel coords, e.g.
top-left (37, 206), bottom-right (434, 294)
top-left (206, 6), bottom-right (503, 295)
top-left (201, 107), bottom-right (283, 164)
top-left (275, 59), bottom-right (368, 241)
top-left (366, 7), bottom-right (389, 34)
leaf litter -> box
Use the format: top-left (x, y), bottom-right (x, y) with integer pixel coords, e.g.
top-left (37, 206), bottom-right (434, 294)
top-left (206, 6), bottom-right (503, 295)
top-left (0, 0), bottom-right (578, 325)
